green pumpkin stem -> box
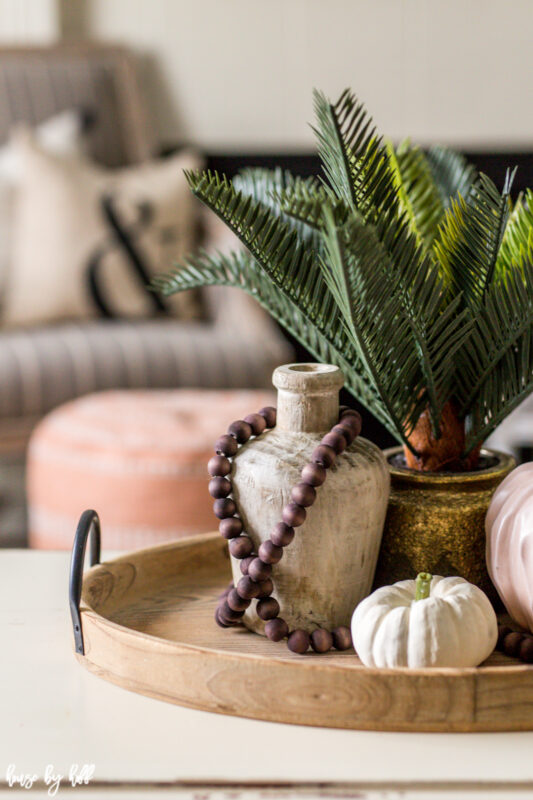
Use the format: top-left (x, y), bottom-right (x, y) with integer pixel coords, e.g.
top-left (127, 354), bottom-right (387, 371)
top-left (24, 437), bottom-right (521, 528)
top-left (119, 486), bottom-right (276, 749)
top-left (415, 572), bottom-right (432, 601)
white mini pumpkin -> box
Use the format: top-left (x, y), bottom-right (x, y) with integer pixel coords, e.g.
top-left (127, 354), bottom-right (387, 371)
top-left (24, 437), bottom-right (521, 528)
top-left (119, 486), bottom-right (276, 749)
top-left (352, 573), bottom-right (498, 668)
top-left (486, 463), bottom-right (533, 633)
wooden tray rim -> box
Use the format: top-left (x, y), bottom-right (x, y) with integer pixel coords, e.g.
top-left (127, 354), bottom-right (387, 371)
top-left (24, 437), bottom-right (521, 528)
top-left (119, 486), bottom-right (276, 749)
top-left (80, 533), bottom-right (531, 679)
top-left (75, 533), bottom-right (533, 732)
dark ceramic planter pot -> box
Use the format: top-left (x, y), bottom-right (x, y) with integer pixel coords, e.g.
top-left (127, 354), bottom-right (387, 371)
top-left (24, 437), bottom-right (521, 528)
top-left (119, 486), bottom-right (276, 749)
top-left (373, 447), bottom-right (515, 603)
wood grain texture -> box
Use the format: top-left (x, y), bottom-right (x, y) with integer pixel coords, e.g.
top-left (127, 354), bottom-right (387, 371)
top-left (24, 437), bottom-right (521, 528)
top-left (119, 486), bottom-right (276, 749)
top-left (78, 533), bottom-right (533, 732)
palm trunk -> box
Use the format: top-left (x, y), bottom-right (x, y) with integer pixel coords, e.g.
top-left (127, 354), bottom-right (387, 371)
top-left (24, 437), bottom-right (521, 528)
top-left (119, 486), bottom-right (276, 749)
top-left (403, 400), bottom-right (481, 472)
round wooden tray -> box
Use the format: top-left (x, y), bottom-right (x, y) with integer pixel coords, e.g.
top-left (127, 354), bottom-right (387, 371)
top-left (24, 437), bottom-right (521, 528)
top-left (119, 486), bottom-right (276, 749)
top-left (76, 531), bottom-right (533, 732)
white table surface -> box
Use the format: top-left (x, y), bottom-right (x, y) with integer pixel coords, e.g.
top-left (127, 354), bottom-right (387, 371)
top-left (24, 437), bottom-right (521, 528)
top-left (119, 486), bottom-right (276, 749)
top-left (2, 550), bottom-right (533, 799)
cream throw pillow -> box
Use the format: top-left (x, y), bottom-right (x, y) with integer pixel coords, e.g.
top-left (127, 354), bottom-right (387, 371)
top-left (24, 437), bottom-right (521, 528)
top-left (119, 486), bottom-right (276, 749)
top-left (0, 111), bottom-right (86, 303)
top-left (4, 133), bottom-right (202, 326)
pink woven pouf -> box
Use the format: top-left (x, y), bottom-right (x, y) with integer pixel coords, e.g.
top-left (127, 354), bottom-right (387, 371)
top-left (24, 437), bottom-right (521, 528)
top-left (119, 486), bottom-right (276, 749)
top-left (27, 389), bottom-right (274, 550)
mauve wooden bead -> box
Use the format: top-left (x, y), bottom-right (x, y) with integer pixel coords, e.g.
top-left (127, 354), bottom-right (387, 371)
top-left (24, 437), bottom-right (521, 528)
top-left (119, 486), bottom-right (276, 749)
top-left (258, 540), bottom-right (283, 564)
top-left (282, 502), bottom-right (307, 527)
top-left (215, 607), bottom-right (231, 628)
top-left (220, 602), bottom-right (244, 623)
top-left (208, 454), bottom-right (231, 477)
top-left (287, 629), bottom-right (310, 654)
top-left (503, 631), bottom-right (524, 658)
top-left (240, 555), bottom-right (255, 576)
top-left (237, 576), bottom-right (261, 599)
top-left (340, 410), bottom-right (362, 436)
top-left (229, 535), bottom-right (253, 559)
top-left (257, 578), bottom-right (274, 598)
top-left (248, 558), bottom-right (272, 582)
top-left (213, 498), bottom-right (236, 519)
top-left (244, 413), bottom-right (266, 436)
top-left (520, 637), bottom-right (533, 663)
top-left (227, 588), bottom-right (251, 612)
top-left (209, 476), bottom-right (231, 499)
top-left (342, 420), bottom-right (361, 440)
top-left (291, 482), bottom-right (316, 507)
top-left (258, 406), bottom-right (277, 428)
top-left (332, 626), bottom-right (353, 651)
top-left (311, 628), bottom-right (333, 653)
top-left (215, 434), bottom-right (238, 457)
top-left (257, 597), bottom-right (280, 620)
top-left (301, 462), bottom-right (327, 487)
top-left (334, 423), bottom-right (355, 446)
top-left (270, 522), bottom-right (295, 547)
top-left (340, 407), bottom-right (358, 418)
top-left (265, 617), bottom-right (289, 641)
top-left (321, 431), bottom-right (347, 455)
top-left (228, 419), bottom-right (253, 443)
top-left (312, 444), bottom-right (336, 468)
top-left (219, 517), bottom-right (243, 539)
top-left (497, 625), bottom-right (513, 649)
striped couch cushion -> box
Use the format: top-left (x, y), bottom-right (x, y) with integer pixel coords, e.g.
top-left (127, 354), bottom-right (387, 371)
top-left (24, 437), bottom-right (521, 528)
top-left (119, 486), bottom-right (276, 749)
top-left (0, 316), bottom-right (292, 421)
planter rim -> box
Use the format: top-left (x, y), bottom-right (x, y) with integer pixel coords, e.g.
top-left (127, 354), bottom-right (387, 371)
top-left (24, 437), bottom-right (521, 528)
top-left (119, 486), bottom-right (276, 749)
top-left (383, 446), bottom-right (515, 486)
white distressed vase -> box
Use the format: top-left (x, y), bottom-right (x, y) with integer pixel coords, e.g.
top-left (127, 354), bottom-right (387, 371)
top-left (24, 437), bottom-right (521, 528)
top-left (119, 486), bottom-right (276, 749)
top-left (230, 363), bottom-right (390, 635)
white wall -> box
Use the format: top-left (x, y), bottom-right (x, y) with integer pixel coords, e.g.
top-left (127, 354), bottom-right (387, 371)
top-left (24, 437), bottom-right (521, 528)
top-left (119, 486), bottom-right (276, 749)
top-left (0, 0), bottom-right (59, 43)
top-left (40, 0), bottom-right (533, 152)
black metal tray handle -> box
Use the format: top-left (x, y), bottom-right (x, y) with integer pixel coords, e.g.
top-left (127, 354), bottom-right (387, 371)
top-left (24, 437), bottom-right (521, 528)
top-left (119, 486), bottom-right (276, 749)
top-left (69, 509), bottom-right (101, 655)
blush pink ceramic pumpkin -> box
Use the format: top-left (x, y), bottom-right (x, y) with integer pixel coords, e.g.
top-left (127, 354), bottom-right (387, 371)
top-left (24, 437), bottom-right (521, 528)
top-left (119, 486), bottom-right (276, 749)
top-left (486, 463), bottom-right (533, 632)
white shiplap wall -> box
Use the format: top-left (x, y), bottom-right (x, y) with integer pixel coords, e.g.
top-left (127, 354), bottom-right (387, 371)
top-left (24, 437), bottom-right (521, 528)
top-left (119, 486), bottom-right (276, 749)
top-left (82, 0), bottom-right (533, 152)
top-left (0, 0), bottom-right (59, 43)
top-left (5, 0), bottom-right (533, 152)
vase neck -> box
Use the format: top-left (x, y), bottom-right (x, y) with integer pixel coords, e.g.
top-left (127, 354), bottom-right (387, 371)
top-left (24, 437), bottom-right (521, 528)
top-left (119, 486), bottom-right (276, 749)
top-left (273, 364), bottom-right (344, 433)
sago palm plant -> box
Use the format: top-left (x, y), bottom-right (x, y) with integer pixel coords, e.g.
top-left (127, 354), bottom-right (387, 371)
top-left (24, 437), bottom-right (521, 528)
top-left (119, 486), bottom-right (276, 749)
top-left (153, 88), bottom-right (533, 472)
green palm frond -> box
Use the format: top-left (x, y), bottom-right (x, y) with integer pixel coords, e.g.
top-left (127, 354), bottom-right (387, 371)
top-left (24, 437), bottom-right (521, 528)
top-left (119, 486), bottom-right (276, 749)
top-left (496, 188), bottom-right (533, 278)
top-left (457, 259), bottom-right (533, 452)
top-left (433, 171), bottom-right (515, 308)
top-left (185, 170), bottom-right (336, 321)
top-left (312, 88), bottom-right (395, 220)
top-left (233, 167), bottom-right (321, 247)
top-left (151, 86), bottom-right (533, 469)
top-left (321, 213), bottom-right (426, 439)
top-left (321, 209), bottom-right (472, 438)
top-left (153, 249), bottom-right (393, 434)
top-left (386, 139), bottom-right (444, 248)
top-left (426, 145), bottom-right (478, 210)
top-left (225, 133), bottom-right (468, 442)
top-left (182, 170), bottom-right (404, 435)
top-left (274, 175), bottom-right (350, 231)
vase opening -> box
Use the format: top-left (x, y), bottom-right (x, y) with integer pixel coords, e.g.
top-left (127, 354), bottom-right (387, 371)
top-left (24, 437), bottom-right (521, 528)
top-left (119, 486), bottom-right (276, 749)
top-left (287, 364), bottom-right (338, 374)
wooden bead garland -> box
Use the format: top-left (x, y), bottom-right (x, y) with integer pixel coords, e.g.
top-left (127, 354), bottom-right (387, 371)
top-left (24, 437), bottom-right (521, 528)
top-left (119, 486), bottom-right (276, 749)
top-left (497, 624), bottom-right (533, 663)
top-left (210, 404), bottom-right (360, 654)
